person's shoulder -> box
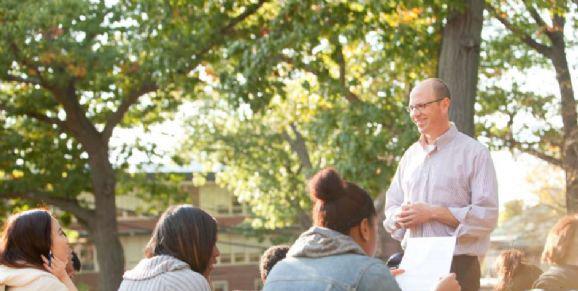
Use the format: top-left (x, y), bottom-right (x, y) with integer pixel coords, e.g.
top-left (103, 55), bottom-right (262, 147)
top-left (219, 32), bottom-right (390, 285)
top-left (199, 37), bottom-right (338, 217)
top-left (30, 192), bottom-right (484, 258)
top-left (399, 141), bottom-right (422, 161)
top-left (0, 265), bottom-right (67, 291)
top-left (21, 272), bottom-right (68, 291)
top-left (356, 258), bottom-right (400, 291)
top-left (524, 263), bottom-right (543, 275)
top-left (162, 268), bottom-right (211, 290)
top-left (406, 141), bottom-right (422, 152)
top-left (454, 131), bottom-right (490, 155)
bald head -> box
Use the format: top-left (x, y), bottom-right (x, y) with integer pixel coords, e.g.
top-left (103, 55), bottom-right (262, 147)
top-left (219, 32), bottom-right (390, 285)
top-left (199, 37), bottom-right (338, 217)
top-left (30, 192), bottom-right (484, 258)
top-left (411, 78), bottom-right (451, 101)
top-left (408, 78), bottom-right (452, 139)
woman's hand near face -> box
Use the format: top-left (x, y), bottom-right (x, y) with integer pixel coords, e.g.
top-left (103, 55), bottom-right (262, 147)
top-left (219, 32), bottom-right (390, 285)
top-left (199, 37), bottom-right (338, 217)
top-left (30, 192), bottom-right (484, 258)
top-left (42, 255), bottom-right (78, 291)
top-left (42, 254), bottom-right (68, 281)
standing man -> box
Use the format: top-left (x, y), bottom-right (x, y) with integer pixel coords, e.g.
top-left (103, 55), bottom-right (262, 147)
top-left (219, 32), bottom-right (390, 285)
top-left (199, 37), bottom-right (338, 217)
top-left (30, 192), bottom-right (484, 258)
top-left (384, 78), bottom-right (498, 291)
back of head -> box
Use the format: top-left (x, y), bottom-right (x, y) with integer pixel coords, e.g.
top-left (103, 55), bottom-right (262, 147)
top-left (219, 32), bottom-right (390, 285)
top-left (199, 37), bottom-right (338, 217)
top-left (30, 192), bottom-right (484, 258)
top-left (260, 245), bottom-right (290, 282)
top-left (0, 209), bottom-right (52, 270)
top-left (309, 168), bottom-right (376, 234)
top-left (494, 249), bottom-right (524, 291)
top-left (541, 214), bottom-right (578, 265)
top-left (145, 205), bottom-right (217, 275)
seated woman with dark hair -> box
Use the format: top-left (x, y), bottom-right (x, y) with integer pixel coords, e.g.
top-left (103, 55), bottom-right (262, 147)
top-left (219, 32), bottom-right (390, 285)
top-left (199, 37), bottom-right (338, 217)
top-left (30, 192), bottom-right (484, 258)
top-left (532, 214), bottom-right (578, 290)
top-left (0, 209), bottom-right (78, 291)
top-left (263, 168), bottom-right (460, 291)
top-left (118, 205), bottom-right (220, 291)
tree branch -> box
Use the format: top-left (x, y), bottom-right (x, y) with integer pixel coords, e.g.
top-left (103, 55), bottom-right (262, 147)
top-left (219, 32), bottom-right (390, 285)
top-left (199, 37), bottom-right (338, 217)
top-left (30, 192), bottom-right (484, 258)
top-left (7, 43), bottom-right (64, 98)
top-left (281, 123), bottom-right (313, 170)
top-left (523, 2), bottom-right (549, 31)
top-left (102, 82), bottom-right (158, 142)
top-left (517, 146), bottom-right (564, 168)
top-left (551, 12), bottom-right (565, 35)
top-left (0, 102), bottom-right (71, 132)
top-left (221, 0), bottom-right (267, 35)
top-left (334, 42), bottom-right (361, 103)
top-left (524, 2), bottom-right (565, 42)
top-left (23, 110), bottom-right (67, 129)
top-left (486, 112), bottom-right (563, 168)
top-left (3, 74), bottom-right (41, 86)
top-left (1, 191), bottom-right (95, 226)
top-left (7, 42), bottom-right (97, 142)
top-left (487, 4), bottom-right (553, 57)
top-left (176, 0), bottom-right (267, 76)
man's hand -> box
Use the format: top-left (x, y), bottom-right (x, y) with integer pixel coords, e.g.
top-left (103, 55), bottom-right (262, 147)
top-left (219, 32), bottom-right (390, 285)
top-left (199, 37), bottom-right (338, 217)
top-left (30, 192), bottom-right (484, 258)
top-left (395, 202), bottom-right (433, 228)
top-left (435, 273), bottom-right (461, 291)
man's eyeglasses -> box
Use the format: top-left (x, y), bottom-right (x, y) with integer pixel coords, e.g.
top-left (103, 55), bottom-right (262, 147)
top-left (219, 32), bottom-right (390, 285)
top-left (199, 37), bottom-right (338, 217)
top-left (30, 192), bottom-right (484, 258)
top-left (406, 97), bottom-right (447, 113)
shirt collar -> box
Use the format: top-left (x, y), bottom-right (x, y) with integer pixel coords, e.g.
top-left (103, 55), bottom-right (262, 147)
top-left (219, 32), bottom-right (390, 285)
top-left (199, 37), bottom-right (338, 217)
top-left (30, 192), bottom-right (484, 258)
top-left (419, 122), bottom-right (458, 153)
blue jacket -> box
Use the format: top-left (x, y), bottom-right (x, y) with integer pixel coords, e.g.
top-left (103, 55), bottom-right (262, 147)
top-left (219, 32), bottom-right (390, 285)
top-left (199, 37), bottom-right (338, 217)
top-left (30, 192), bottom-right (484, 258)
top-left (263, 227), bottom-right (401, 291)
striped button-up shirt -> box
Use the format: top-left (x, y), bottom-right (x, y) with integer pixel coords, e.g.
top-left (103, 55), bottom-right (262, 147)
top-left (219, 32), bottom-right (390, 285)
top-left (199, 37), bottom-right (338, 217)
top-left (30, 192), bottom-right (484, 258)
top-left (384, 124), bottom-right (499, 256)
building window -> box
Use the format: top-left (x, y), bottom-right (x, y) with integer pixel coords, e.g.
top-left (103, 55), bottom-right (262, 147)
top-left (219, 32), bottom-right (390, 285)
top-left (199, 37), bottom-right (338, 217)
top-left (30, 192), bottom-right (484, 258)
top-left (234, 253), bottom-right (246, 264)
top-left (232, 197), bottom-right (243, 215)
top-left (249, 253), bottom-right (261, 263)
top-left (217, 205), bottom-right (229, 215)
top-left (213, 280), bottom-right (229, 291)
top-left (219, 253), bottom-right (232, 264)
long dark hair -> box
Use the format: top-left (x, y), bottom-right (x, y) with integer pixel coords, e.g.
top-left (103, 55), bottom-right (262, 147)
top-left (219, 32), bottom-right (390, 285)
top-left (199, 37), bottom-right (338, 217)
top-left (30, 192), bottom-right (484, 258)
top-left (309, 168), bottom-right (376, 234)
top-left (145, 205), bottom-right (217, 276)
top-left (0, 209), bottom-right (53, 270)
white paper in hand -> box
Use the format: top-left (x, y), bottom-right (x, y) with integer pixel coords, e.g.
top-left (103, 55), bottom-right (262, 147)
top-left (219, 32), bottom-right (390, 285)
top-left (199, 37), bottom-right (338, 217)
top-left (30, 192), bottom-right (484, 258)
top-left (394, 236), bottom-right (457, 291)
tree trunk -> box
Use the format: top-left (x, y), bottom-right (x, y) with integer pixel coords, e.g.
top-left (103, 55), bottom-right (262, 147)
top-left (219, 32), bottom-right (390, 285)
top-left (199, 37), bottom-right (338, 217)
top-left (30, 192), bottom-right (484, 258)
top-left (550, 40), bottom-right (578, 213)
top-left (565, 131), bottom-right (578, 213)
top-left (87, 145), bottom-right (125, 291)
top-left (374, 192), bottom-right (402, 260)
top-left (437, 0), bottom-right (484, 137)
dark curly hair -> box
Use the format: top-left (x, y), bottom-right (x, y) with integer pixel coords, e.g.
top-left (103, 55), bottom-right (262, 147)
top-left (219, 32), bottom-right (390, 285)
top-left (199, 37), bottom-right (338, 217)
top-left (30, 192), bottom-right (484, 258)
top-left (260, 245), bottom-right (290, 282)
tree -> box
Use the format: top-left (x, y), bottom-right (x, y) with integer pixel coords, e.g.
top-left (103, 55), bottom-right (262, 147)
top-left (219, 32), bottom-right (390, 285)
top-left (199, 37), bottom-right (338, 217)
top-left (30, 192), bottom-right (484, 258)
top-left (482, 0), bottom-right (578, 212)
top-left (0, 0), bottom-right (266, 289)
top-left (180, 0), bottom-right (454, 257)
top-left (438, 0), bottom-right (485, 137)
top-left (499, 199), bottom-right (525, 223)
top-left (526, 162), bottom-right (566, 214)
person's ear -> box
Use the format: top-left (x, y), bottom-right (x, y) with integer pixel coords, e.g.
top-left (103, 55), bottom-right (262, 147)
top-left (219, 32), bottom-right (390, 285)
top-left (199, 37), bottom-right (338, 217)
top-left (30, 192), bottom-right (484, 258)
top-left (442, 97), bottom-right (451, 112)
top-left (360, 218), bottom-right (371, 241)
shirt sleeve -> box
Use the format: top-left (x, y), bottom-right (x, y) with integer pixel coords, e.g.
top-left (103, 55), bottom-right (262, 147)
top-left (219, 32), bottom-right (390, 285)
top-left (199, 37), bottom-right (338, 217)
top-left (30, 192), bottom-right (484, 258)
top-left (357, 262), bottom-right (402, 291)
top-left (383, 155), bottom-right (407, 241)
top-left (448, 148), bottom-right (499, 238)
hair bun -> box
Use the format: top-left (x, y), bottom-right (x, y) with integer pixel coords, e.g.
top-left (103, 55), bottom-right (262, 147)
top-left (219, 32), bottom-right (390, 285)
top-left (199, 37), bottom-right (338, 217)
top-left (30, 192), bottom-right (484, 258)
top-left (309, 167), bottom-right (346, 202)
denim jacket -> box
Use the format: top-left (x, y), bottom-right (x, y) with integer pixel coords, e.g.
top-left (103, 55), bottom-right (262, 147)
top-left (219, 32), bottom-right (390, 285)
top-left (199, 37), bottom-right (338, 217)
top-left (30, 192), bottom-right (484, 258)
top-left (263, 226), bottom-right (401, 291)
